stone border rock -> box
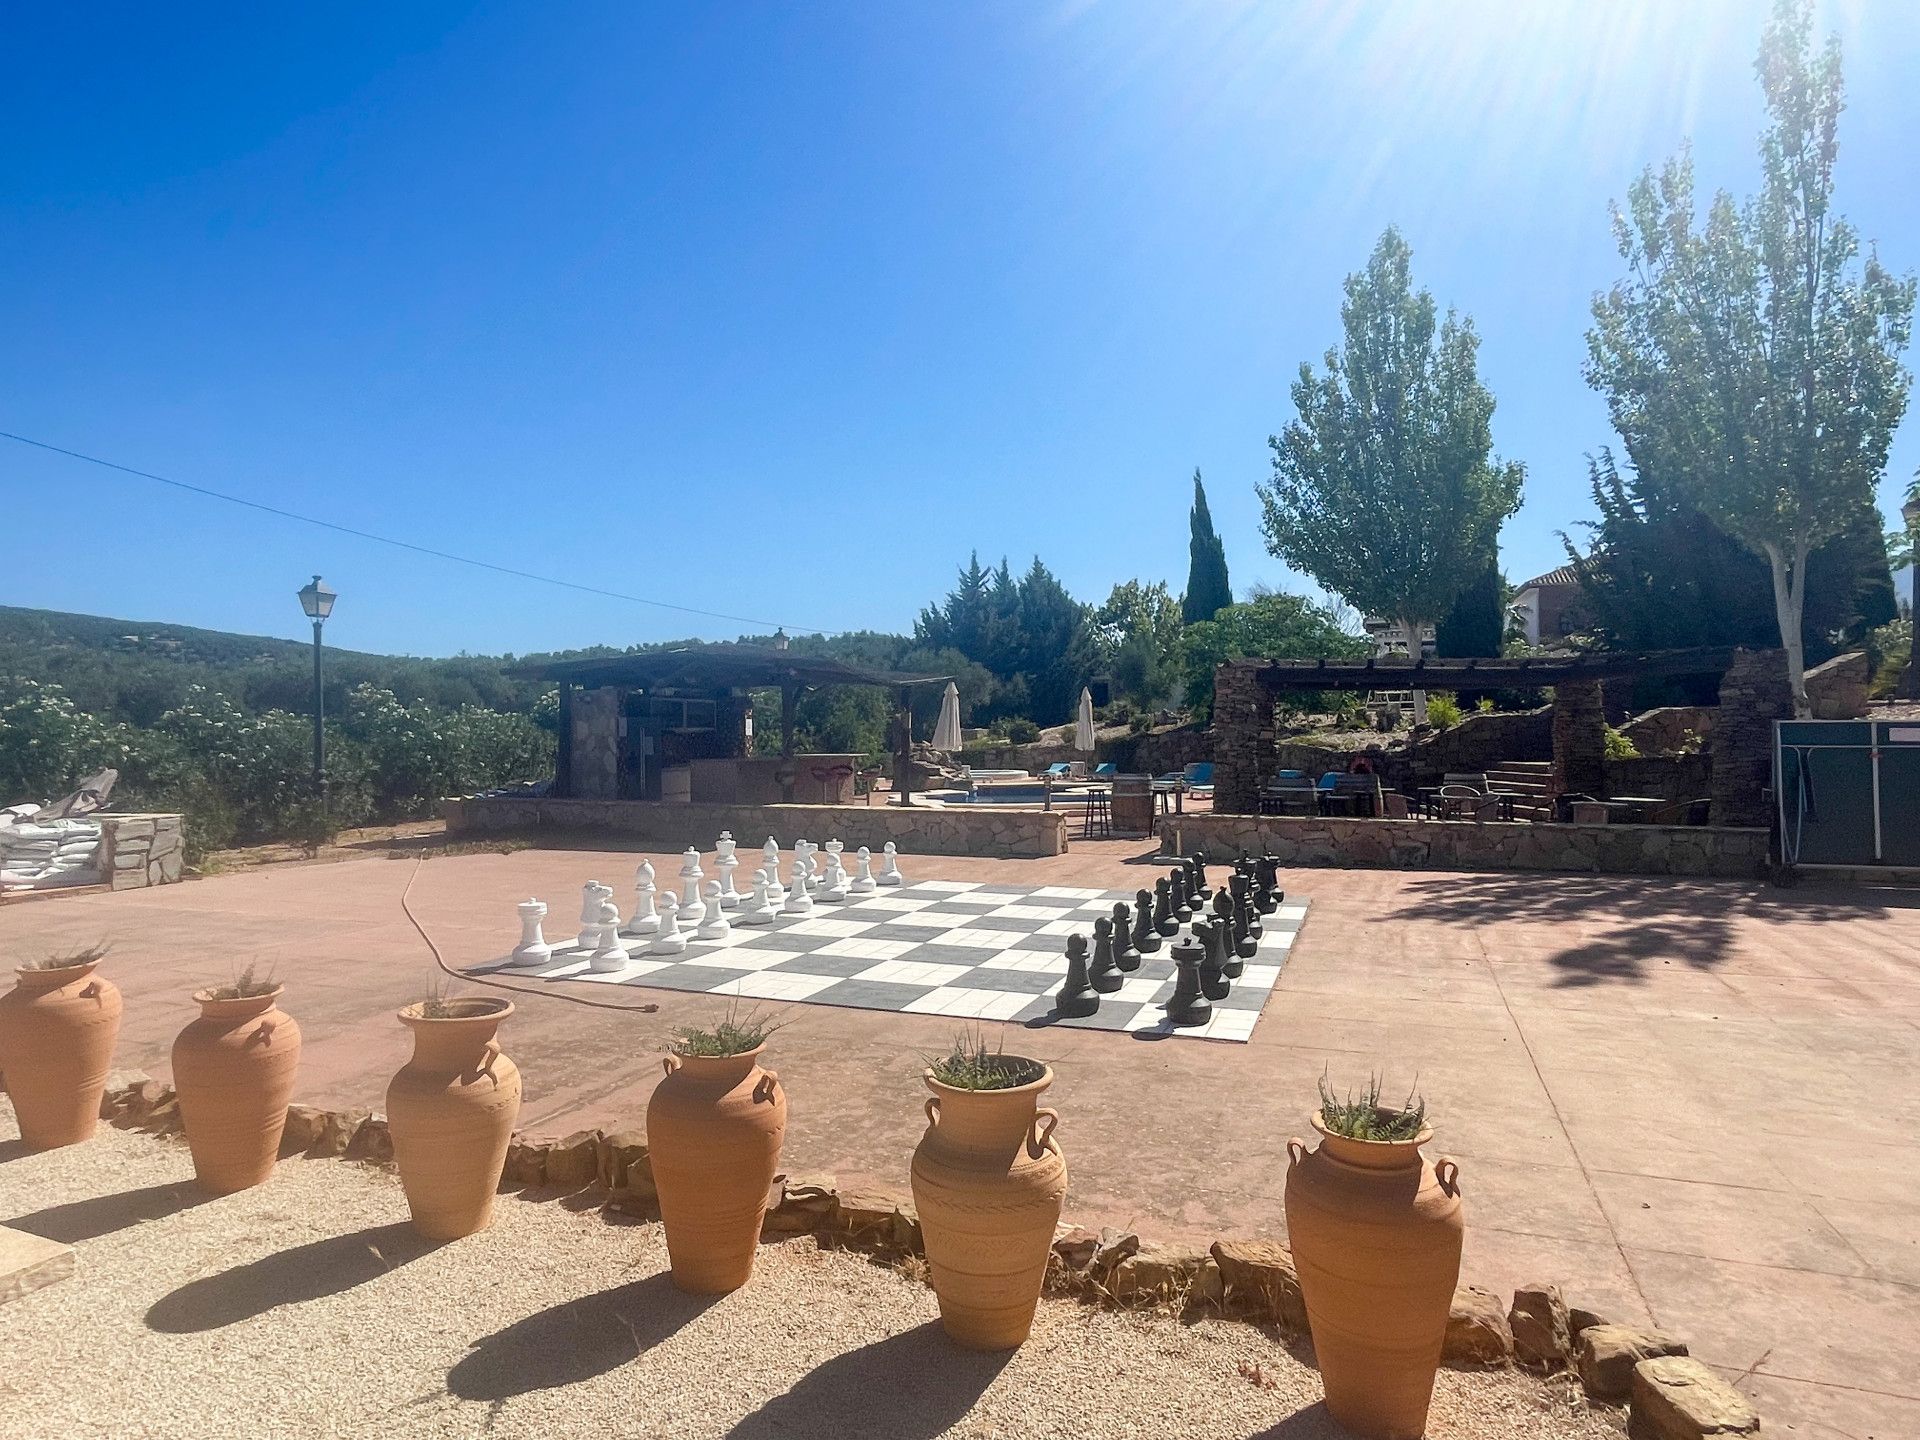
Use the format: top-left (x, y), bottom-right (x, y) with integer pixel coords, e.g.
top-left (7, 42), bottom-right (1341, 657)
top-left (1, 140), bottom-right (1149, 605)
top-left (93, 1075), bottom-right (1756, 1435)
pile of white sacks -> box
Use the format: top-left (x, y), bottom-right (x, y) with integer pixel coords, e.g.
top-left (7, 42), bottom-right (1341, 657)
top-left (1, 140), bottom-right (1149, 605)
top-left (0, 810), bottom-right (105, 891)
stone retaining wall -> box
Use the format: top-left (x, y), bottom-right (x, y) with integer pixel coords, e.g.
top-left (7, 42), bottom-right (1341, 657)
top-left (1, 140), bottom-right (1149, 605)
top-left (98, 814), bottom-right (186, 890)
top-left (1160, 813), bottom-right (1768, 878)
top-left (443, 796), bottom-right (1067, 859)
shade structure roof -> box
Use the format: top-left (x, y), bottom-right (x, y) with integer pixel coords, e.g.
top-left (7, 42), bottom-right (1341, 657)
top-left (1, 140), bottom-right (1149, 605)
top-left (1231, 645), bottom-right (1741, 692)
top-left (514, 643), bottom-right (951, 693)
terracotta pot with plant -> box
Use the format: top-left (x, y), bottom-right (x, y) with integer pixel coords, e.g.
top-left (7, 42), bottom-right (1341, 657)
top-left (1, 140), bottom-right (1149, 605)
top-left (648, 1004), bottom-right (788, 1294)
top-left (172, 964), bottom-right (302, 1194)
top-left (0, 943), bottom-right (122, 1150)
top-left (910, 1031), bottom-right (1067, 1351)
top-left (1285, 1075), bottom-right (1463, 1440)
top-left (386, 990), bottom-right (521, 1240)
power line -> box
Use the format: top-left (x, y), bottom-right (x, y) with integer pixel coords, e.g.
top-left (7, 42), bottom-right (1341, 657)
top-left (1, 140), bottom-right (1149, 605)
top-left (0, 429), bottom-right (835, 635)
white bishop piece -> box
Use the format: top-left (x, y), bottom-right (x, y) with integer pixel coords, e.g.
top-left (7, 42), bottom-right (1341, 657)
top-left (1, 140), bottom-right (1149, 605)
top-left (677, 848), bottom-right (707, 925)
top-left (511, 899), bottom-right (552, 967)
top-left (850, 847), bottom-right (877, 895)
top-left (650, 893), bottom-right (687, 955)
top-left (738, 870), bottom-right (776, 925)
top-left (877, 842), bottom-right (905, 886)
top-left (696, 880), bottom-right (732, 941)
top-left (623, 859), bottom-right (660, 935)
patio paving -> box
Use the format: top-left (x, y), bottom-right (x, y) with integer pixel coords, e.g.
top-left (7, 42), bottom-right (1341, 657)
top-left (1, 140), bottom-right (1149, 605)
top-left (3, 836), bottom-right (1917, 1437)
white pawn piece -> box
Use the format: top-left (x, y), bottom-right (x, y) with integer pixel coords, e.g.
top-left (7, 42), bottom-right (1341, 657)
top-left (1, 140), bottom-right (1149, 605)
top-left (738, 871), bottom-right (776, 925)
top-left (877, 842), bottom-right (905, 886)
top-left (623, 860), bottom-right (660, 935)
top-left (697, 880), bottom-right (732, 941)
top-left (650, 893), bottom-right (688, 955)
top-left (816, 851), bottom-right (850, 903)
top-left (849, 847), bottom-right (877, 895)
top-left (578, 881), bottom-right (614, 949)
top-left (511, 899), bottom-right (553, 967)
top-left (715, 832), bottom-right (742, 910)
top-left (760, 859), bottom-right (786, 909)
top-left (589, 903), bottom-right (629, 972)
top-left (677, 847), bottom-right (707, 925)
top-left (780, 870), bottom-right (814, 915)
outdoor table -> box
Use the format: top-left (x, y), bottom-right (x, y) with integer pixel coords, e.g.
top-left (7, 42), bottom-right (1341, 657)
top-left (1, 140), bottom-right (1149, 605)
top-left (1607, 795), bottom-right (1666, 824)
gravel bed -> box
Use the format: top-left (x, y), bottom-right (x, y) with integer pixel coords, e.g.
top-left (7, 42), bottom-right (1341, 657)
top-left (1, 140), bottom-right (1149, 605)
top-left (0, 1104), bottom-right (1620, 1439)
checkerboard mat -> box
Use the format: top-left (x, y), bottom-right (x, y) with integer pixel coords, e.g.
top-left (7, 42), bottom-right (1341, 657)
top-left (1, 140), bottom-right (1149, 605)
top-left (477, 881), bottom-right (1309, 1044)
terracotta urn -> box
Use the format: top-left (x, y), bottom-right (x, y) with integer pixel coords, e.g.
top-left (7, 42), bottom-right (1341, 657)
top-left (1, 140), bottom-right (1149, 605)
top-left (386, 999), bottom-right (521, 1240)
top-left (172, 987), bottom-right (303, 1194)
top-left (1285, 1113), bottom-right (1464, 1440)
top-left (0, 959), bottom-right (122, 1150)
top-left (648, 1044), bottom-right (786, 1294)
top-left (910, 1062), bottom-right (1068, 1351)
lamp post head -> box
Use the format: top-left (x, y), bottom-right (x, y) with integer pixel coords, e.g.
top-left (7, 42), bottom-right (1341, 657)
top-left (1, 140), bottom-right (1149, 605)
top-left (298, 574), bottom-right (337, 622)
top-left (772, 628), bottom-right (789, 651)
top-left (1903, 494), bottom-right (1920, 530)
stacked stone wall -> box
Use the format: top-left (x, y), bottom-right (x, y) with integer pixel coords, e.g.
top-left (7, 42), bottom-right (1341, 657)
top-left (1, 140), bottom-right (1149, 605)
top-left (1711, 649), bottom-right (1791, 828)
top-left (99, 814), bottom-right (187, 889)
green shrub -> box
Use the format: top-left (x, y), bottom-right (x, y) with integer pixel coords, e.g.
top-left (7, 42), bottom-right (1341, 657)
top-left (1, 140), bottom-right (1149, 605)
top-left (1424, 693), bottom-right (1464, 730)
top-left (1604, 725), bottom-right (1641, 759)
top-left (999, 717), bottom-right (1041, 744)
top-left (1317, 1072), bottom-right (1427, 1141)
top-left (926, 1028), bottom-right (1045, 1090)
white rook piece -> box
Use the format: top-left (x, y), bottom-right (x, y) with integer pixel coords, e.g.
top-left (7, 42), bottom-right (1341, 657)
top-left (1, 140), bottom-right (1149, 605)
top-left (697, 880), bottom-right (732, 940)
top-left (624, 860), bottom-right (660, 935)
top-left (738, 870), bottom-right (776, 925)
top-left (715, 832), bottom-right (742, 909)
top-left (677, 848), bottom-right (707, 925)
top-left (878, 842), bottom-right (905, 886)
top-left (650, 893), bottom-right (687, 955)
top-left (511, 899), bottom-right (552, 967)
top-left (850, 846), bottom-right (877, 895)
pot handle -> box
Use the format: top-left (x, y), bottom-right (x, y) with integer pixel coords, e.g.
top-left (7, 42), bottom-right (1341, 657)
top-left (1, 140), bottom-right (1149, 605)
top-left (1435, 1156), bottom-right (1461, 1196)
top-left (249, 1018), bottom-right (277, 1047)
top-left (478, 1039), bottom-right (501, 1078)
top-left (755, 1068), bottom-right (780, 1103)
top-left (923, 1096), bottom-right (940, 1127)
top-left (1028, 1107), bottom-right (1060, 1157)
top-left (1287, 1137), bottom-right (1308, 1167)
top-left (661, 1054), bottom-right (681, 1079)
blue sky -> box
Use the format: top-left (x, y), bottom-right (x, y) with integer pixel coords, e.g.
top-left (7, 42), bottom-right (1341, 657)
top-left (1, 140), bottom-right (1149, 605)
top-left (5, 1), bottom-right (1918, 658)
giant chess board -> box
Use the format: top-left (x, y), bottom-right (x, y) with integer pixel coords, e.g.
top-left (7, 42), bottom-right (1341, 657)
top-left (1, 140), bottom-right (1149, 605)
top-left (477, 880), bottom-right (1308, 1043)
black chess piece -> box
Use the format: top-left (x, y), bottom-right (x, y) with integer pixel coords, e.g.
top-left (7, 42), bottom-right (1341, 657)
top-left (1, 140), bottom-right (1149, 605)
top-left (1166, 936), bottom-right (1211, 1025)
top-left (1214, 890), bottom-right (1247, 976)
top-left (1197, 918), bottom-right (1231, 1000)
top-left (1153, 876), bottom-right (1178, 937)
top-left (1132, 889), bottom-right (1161, 954)
top-left (1255, 856), bottom-right (1282, 913)
top-left (1190, 852), bottom-right (1210, 900)
top-left (1170, 867), bottom-right (1193, 922)
top-left (1229, 884), bottom-right (1257, 962)
top-left (1055, 935), bottom-right (1099, 1017)
top-left (1090, 917), bottom-right (1123, 993)
top-left (1111, 902), bottom-right (1140, 971)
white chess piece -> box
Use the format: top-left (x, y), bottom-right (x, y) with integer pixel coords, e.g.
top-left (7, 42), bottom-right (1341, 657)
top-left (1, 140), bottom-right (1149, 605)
top-left (780, 869), bottom-right (814, 915)
top-left (824, 838), bottom-right (844, 863)
top-left (578, 881), bottom-right (614, 948)
top-left (762, 835), bottom-right (781, 878)
top-left (650, 892), bottom-right (688, 955)
top-left (624, 860), bottom-right (659, 935)
top-left (715, 833), bottom-right (742, 909)
top-left (697, 880), bottom-right (732, 941)
top-left (738, 871), bottom-right (776, 925)
top-left (590, 906), bottom-right (629, 971)
top-left (793, 840), bottom-right (817, 895)
top-left (849, 847), bottom-right (877, 895)
top-left (511, 899), bottom-right (552, 967)
top-left (677, 848), bottom-right (707, 925)
top-left (760, 859), bottom-right (786, 909)
top-left (817, 851), bottom-right (849, 903)
top-left (877, 842), bottom-right (905, 886)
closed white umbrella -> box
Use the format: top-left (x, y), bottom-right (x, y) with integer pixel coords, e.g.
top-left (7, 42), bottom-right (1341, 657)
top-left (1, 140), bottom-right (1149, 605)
top-left (932, 681), bottom-right (962, 751)
top-left (1073, 687), bottom-right (1096, 753)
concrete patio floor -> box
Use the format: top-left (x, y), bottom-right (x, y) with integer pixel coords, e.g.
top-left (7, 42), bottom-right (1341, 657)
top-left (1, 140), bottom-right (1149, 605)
top-left (4, 835), bottom-right (1917, 1437)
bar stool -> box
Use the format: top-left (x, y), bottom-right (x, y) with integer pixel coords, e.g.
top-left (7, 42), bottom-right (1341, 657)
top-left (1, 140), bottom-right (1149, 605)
top-left (1081, 791), bottom-right (1111, 840)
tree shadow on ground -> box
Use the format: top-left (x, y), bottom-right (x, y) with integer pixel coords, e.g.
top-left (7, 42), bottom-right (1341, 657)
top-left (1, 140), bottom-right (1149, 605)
top-left (145, 1221), bottom-right (442, 1333)
top-left (726, 1321), bottom-right (1011, 1440)
top-left (6, 1179), bottom-right (207, 1243)
top-left (1245, 1401), bottom-right (1347, 1439)
top-left (447, 1270), bottom-right (714, 1402)
top-left (1379, 871), bottom-right (1898, 987)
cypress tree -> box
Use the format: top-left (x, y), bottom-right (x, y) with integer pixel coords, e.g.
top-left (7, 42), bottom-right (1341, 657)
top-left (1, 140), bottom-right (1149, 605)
top-left (1183, 470), bottom-right (1233, 624)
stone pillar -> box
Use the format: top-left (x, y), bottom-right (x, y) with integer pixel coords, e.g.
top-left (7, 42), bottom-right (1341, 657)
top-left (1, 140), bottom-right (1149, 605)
top-left (1550, 680), bottom-right (1605, 804)
top-left (1211, 662), bottom-right (1276, 815)
top-left (569, 688), bottom-right (623, 800)
top-left (1711, 648), bottom-right (1791, 828)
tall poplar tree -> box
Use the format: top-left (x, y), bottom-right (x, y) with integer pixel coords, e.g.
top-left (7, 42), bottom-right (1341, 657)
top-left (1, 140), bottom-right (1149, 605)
top-left (1182, 470), bottom-right (1233, 624)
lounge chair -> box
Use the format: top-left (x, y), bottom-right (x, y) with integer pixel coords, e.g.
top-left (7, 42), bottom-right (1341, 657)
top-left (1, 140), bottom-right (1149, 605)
top-left (1092, 762), bottom-right (1117, 780)
top-left (1181, 762), bottom-right (1214, 797)
top-left (1042, 763), bottom-right (1074, 781)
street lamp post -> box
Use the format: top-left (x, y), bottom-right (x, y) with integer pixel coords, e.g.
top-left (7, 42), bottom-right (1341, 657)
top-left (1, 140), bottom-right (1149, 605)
top-left (297, 575), bottom-right (338, 806)
top-left (1904, 498), bottom-right (1920, 700)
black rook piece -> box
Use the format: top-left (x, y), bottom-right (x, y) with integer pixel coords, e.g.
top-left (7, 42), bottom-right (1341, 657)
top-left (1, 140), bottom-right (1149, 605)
top-left (1197, 918), bottom-right (1231, 1000)
top-left (1166, 937), bottom-right (1211, 1025)
top-left (1090, 917), bottom-right (1123, 993)
top-left (1132, 889), bottom-right (1161, 954)
top-left (1153, 877), bottom-right (1178, 937)
top-left (1055, 935), bottom-right (1099, 1018)
top-left (1111, 903), bottom-right (1141, 971)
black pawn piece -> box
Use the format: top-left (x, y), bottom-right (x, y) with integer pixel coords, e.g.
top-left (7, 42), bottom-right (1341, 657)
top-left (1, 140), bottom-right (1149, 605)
top-left (1056, 935), bottom-right (1099, 1017)
top-left (1231, 886), bottom-right (1257, 962)
top-left (1112, 903), bottom-right (1141, 971)
top-left (1170, 867), bottom-right (1193, 922)
top-left (1133, 889), bottom-right (1161, 954)
top-left (1197, 919), bottom-right (1231, 1000)
top-left (1166, 937), bottom-right (1211, 1025)
top-left (1090, 917), bottom-right (1123, 992)
top-left (1214, 891), bottom-right (1247, 976)
top-left (1153, 876), bottom-right (1178, 937)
